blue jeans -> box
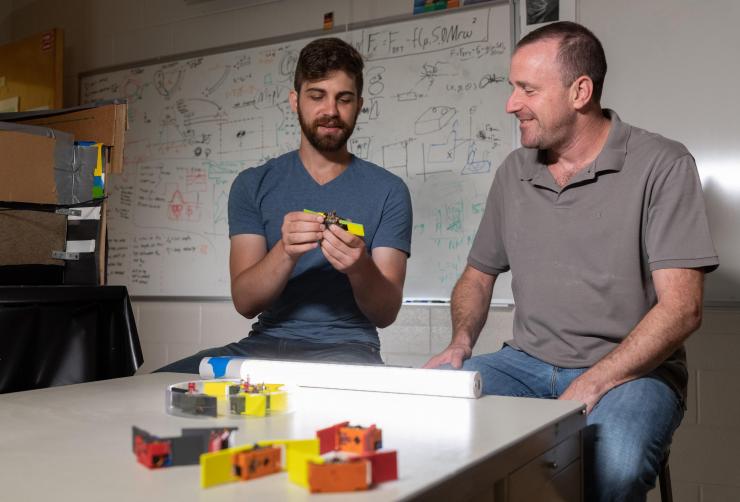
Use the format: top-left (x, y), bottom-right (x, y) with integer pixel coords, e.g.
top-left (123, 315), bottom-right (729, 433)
top-left (462, 346), bottom-right (684, 502)
top-left (154, 334), bottom-right (383, 374)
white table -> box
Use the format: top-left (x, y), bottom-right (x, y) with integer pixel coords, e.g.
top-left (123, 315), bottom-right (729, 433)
top-left (0, 373), bottom-right (585, 501)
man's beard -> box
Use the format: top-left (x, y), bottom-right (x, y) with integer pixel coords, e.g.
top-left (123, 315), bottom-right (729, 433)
top-left (297, 107), bottom-right (356, 153)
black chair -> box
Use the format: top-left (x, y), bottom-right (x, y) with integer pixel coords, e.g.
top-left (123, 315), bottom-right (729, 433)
top-left (0, 285), bottom-right (143, 393)
top-left (658, 450), bottom-right (673, 502)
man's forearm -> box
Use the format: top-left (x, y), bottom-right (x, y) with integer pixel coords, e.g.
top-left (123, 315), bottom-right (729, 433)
top-left (450, 267), bottom-right (496, 349)
top-left (577, 300), bottom-right (701, 395)
top-left (347, 257), bottom-right (402, 328)
top-left (566, 268), bottom-right (704, 402)
top-left (231, 240), bottom-right (298, 318)
top-left (421, 266), bottom-right (496, 369)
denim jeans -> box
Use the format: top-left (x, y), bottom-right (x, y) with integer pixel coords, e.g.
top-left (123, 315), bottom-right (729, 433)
top-left (462, 345), bottom-right (684, 502)
top-left (154, 334), bottom-right (383, 374)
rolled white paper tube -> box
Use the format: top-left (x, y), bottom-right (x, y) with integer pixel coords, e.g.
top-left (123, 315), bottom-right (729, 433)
top-left (199, 357), bottom-right (481, 399)
top-left (199, 356), bottom-right (245, 380)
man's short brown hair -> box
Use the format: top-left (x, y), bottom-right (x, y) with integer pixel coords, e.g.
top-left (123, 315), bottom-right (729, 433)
top-left (294, 38), bottom-right (364, 96)
top-left (518, 21), bottom-right (607, 103)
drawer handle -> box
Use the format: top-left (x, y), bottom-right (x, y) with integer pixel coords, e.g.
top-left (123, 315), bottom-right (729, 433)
top-left (548, 461), bottom-right (558, 470)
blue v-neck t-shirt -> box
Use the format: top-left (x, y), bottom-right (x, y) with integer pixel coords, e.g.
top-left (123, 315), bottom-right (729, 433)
top-left (228, 151), bottom-right (412, 347)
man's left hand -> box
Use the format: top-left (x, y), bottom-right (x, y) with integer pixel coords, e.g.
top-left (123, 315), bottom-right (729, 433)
top-left (559, 374), bottom-right (610, 414)
top-left (320, 223), bottom-right (367, 274)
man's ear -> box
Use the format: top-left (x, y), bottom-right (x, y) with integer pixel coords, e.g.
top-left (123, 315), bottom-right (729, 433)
top-left (571, 76), bottom-right (594, 110)
top-left (289, 89), bottom-right (299, 113)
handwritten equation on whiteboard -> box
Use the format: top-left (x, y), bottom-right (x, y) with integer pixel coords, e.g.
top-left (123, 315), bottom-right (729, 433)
top-left (81, 5), bottom-right (512, 298)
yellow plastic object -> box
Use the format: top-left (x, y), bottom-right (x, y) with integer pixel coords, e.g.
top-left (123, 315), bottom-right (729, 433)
top-left (303, 209), bottom-right (365, 237)
top-left (203, 381), bottom-right (231, 399)
top-left (270, 391), bottom-right (287, 411)
top-left (344, 222), bottom-right (365, 236)
top-left (200, 444), bottom-right (254, 488)
top-left (200, 438), bottom-right (324, 489)
top-left (231, 386), bottom-right (288, 417)
top-left (264, 439), bottom-right (321, 488)
top-left (244, 393), bottom-right (267, 416)
top-left (288, 441), bottom-right (321, 488)
top-left (167, 379), bottom-right (292, 418)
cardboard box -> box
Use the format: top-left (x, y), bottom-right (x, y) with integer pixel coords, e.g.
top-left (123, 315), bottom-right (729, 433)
top-left (0, 209), bottom-right (66, 266)
top-left (0, 122), bottom-right (75, 205)
top-left (0, 130), bottom-right (58, 204)
top-left (0, 101), bottom-right (128, 174)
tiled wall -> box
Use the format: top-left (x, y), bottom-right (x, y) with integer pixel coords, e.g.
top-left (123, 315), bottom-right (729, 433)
top-left (132, 301), bottom-right (740, 501)
top-left (132, 301), bottom-right (517, 372)
top-left (669, 310), bottom-right (740, 501)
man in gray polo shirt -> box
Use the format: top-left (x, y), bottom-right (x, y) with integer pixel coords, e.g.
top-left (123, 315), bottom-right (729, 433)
top-left (425, 22), bottom-right (718, 502)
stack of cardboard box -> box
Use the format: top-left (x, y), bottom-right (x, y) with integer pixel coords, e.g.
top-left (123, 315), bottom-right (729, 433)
top-left (0, 100), bottom-right (127, 285)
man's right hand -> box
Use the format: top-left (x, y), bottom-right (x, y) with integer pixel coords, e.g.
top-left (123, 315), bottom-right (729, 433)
top-left (281, 211), bottom-right (325, 260)
top-left (423, 343), bottom-right (473, 369)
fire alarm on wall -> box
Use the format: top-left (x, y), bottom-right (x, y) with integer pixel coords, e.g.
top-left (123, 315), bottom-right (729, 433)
top-left (323, 12), bottom-right (334, 30)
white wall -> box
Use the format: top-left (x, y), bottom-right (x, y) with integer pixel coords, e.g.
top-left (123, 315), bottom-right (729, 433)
top-left (580, 0), bottom-right (740, 306)
top-left (6, 1), bottom-right (740, 500)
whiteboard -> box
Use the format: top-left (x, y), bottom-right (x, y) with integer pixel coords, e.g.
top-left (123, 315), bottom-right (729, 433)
top-left (80, 3), bottom-right (514, 301)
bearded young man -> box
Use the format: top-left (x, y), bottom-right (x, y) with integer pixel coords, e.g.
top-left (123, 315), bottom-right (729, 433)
top-left (157, 38), bottom-right (412, 373)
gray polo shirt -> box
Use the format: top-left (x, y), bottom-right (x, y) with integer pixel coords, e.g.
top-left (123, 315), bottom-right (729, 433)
top-left (469, 110), bottom-right (718, 402)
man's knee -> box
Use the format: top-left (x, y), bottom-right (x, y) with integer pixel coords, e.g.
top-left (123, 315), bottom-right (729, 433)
top-left (586, 430), bottom-right (663, 502)
top-left (585, 377), bottom-right (682, 501)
